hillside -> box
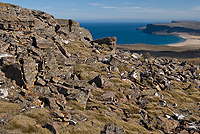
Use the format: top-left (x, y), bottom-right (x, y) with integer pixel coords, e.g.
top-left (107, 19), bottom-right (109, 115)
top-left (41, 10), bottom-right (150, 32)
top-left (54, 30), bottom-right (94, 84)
top-left (0, 2), bottom-right (200, 134)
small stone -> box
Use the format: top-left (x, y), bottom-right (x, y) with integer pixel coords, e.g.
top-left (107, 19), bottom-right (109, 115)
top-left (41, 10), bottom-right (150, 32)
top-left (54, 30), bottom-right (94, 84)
top-left (158, 100), bottom-right (167, 107)
top-left (35, 77), bottom-right (46, 86)
top-left (173, 113), bottom-right (185, 120)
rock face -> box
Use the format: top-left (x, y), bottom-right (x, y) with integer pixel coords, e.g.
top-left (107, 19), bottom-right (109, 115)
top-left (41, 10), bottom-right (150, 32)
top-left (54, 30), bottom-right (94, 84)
top-left (91, 37), bottom-right (117, 50)
top-left (0, 2), bottom-right (200, 134)
top-left (143, 20), bottom-right (200, 35)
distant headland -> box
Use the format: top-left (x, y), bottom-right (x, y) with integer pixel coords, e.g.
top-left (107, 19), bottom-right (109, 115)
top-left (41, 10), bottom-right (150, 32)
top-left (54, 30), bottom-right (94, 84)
top-left (136, 20), bottom-right (200, 47)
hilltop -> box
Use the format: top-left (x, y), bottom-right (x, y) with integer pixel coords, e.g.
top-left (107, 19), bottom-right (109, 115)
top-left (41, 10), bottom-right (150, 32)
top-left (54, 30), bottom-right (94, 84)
top-left (0, 2), bottom-right (200, 134)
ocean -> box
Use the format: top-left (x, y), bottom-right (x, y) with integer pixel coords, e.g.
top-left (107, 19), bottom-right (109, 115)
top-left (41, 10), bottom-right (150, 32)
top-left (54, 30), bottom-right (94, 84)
top-left (80, 22), bottom-right (186, 45)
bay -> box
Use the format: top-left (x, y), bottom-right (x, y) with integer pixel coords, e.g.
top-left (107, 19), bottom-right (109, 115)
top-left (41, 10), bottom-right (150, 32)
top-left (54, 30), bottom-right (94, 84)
top-left (80, 22), bottom-right (186, 45)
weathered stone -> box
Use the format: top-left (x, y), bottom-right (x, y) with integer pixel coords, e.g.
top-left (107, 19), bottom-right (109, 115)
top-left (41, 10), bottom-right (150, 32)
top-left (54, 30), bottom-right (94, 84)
top-left (32, 36), bottom-right (54, 49)
top-left (129, 70), bottom-right (141, 82)
top-left (157, 117), bottom-right (179, 134)
top-left (108, 55), bottom-right (127, 66)
top-left (23, 57), bottom-right (37, 89)
top-left (35, 76), bottom-right (46, 86)
top-left (158, 100), bottom-right (167, 107)
top-left (91, 37), bottom-right (116, 51)
top-left (142, 117), bottom-right (180, 134)
top-left (66, 87), bottom-right (91, 108)
top-left (55, 82), bottom-right (91, 108)
top-left (39, 96), bottom-right (60, 110)
top-left (101, 92), bottom-right (116, 101)
top-left (101, 123), bottom-right (126, 134)
top-left (0, 88), bottom-right (8, 99)
top-left (88, 74), bottom-right (104, 88)
top-left (56, 19), bottom-right (80, 32)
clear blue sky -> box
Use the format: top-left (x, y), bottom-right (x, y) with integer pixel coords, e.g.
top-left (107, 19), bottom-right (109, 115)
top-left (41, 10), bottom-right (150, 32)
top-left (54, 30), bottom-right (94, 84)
top-left (1, 0), bottom-right (200, 22)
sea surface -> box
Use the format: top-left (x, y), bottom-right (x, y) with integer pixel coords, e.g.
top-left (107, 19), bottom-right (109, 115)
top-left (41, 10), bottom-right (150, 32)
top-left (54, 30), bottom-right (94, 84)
top-left (80, 22), bottom-right (186, 45)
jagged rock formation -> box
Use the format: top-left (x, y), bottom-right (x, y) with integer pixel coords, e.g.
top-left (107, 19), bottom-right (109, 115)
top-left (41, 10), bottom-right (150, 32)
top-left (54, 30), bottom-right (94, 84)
top-left (0, 2), bottom-right (200, 134)
top-left (142, 20), bottom-right (200, 35)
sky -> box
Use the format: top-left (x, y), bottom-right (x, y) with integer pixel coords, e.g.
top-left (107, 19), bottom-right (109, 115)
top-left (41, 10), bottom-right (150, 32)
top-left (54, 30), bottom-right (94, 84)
top-left (1, 0), bottom-right (200, 22)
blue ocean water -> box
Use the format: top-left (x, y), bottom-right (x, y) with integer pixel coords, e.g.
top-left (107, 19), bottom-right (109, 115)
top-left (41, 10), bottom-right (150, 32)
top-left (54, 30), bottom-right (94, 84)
top-left (80, 22), bottom-right (186, 45)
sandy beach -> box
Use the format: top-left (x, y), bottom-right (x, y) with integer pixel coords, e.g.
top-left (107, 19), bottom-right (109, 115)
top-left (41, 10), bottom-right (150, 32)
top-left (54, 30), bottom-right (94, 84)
top-left (167, 33), bottom-right (200, 47)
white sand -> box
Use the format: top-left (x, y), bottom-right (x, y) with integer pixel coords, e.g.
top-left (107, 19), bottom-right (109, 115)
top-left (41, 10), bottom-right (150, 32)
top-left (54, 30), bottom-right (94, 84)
top-left (167, 33), bottom-right (200, 47)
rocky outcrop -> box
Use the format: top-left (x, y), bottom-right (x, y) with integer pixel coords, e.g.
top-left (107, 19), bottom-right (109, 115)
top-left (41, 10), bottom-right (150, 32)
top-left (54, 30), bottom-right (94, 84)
top-left (91, 37), bottom-right (117, 51)
top-left (0, 2), bottom-right (200, 134)
top-left (143, 20), bottom-right (200, 35)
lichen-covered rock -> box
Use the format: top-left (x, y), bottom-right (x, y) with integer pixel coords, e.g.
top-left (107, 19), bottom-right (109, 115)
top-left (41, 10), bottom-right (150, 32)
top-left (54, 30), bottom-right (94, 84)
top-left (23, 57), bottom-right (37, 89)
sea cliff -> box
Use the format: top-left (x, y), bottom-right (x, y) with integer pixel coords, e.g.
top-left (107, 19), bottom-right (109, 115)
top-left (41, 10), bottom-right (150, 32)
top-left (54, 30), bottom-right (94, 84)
top-left (0, 2), bottom-right (200, 134)
top-left (143, 20), bottom-right (200, 35)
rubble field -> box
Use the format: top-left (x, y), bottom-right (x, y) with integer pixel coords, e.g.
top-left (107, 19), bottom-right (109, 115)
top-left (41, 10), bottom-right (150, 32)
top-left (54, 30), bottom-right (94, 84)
top-left (0, 2), bottom-right (200, 134)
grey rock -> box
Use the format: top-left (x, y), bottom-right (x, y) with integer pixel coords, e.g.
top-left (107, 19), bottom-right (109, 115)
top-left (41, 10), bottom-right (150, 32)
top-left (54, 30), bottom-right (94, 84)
top-left (101, 123), bottom-right (125, 134)
top-left (22, 57), bottom-right (37, 89)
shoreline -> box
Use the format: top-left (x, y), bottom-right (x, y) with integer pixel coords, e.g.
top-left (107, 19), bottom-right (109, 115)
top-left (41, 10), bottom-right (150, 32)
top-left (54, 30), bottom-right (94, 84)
top-left (166, 33), bottom-right (200, 47)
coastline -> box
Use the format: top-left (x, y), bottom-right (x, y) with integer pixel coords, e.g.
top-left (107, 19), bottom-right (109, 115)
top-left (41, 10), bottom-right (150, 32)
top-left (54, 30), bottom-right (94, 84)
top-left (166, 33), bottom-right (200, 47)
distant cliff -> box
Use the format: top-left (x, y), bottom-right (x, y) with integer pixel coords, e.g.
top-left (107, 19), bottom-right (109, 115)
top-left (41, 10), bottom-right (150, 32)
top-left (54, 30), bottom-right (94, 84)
top-left (143, 20), bottom-right (200, 35)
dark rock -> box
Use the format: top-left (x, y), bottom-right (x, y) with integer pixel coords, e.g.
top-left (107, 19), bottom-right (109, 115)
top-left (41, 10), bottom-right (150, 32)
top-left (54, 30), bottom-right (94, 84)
top-left (2, 63), bottom-right (25, 87)
top-left (158, 100), bottom-right (167, 107)
top-left (88, 74), bottom-right (104, 88)
top-left (44, 122), bottom-right (61, 134)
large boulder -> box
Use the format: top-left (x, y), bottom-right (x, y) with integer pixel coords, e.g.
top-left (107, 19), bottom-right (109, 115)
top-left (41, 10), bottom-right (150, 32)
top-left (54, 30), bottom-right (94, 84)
top-left (91, 37), bottom-right (116, 50)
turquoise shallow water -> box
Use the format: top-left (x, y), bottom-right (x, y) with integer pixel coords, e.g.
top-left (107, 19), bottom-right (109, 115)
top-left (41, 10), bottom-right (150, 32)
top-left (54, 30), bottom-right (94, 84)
top-left (80, 22), bottom-right (186, 45)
